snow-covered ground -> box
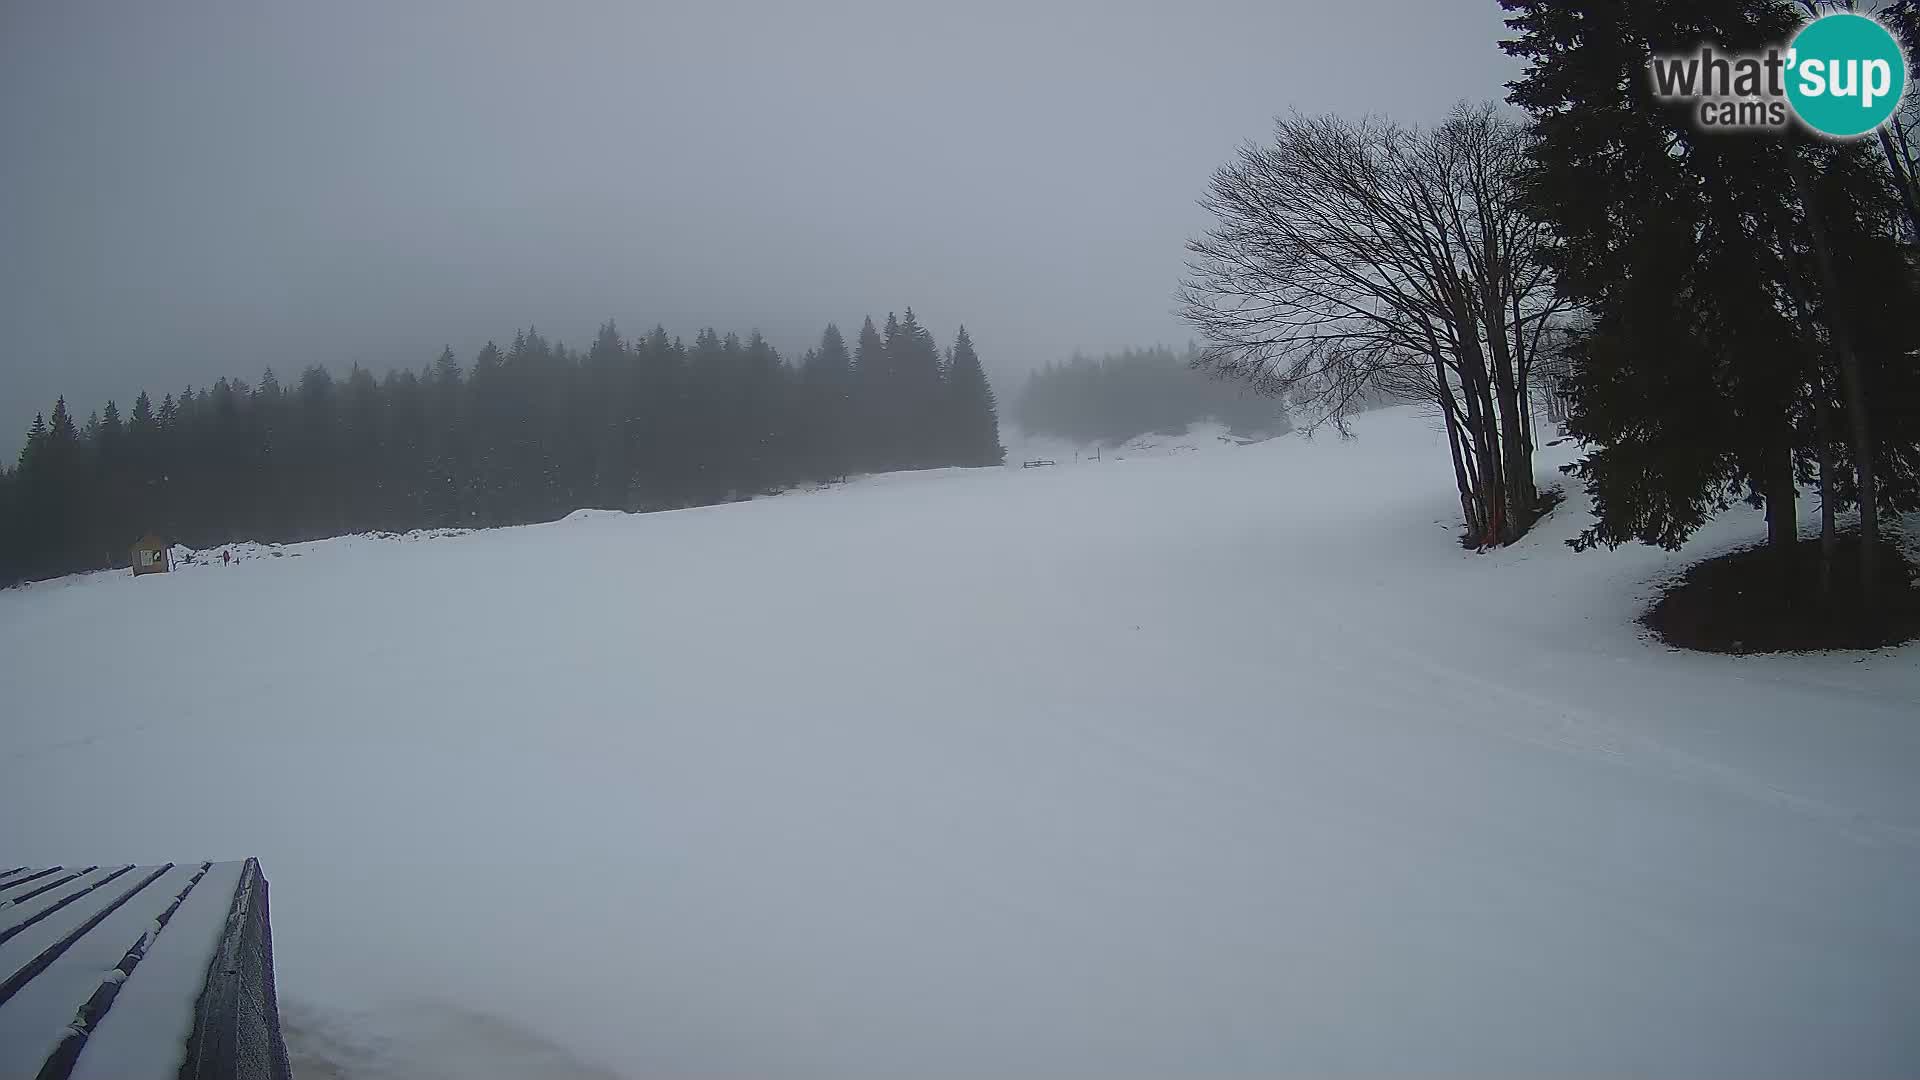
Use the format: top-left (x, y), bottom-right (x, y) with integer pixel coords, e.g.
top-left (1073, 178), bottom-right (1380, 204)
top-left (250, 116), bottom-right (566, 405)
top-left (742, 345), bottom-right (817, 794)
top-left (3, 406), bottom-right (1916, 1078)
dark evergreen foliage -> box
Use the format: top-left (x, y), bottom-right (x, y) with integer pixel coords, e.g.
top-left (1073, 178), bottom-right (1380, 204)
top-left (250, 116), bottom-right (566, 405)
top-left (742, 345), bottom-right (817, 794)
top-left (0, 314), bottom-right (1003, 585)
top-left (1503, 0), bottom-right (1920, 566)
top-left (943, 327), bottom-right (1005, 466)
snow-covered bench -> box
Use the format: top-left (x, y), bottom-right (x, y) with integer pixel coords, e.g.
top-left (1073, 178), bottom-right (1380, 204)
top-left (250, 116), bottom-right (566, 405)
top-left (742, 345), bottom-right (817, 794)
top-left (0, 859), bottom-right (291, 1080)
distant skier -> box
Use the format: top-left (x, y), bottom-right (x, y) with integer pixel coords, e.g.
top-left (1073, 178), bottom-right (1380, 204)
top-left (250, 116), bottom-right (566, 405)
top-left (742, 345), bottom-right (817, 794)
top-left (222, 550), bottom-right (231, 567)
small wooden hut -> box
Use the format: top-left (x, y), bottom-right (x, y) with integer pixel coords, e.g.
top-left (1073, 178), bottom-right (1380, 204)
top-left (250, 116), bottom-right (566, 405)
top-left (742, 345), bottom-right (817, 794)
top-left (131, 533), bottom-right (170, 575)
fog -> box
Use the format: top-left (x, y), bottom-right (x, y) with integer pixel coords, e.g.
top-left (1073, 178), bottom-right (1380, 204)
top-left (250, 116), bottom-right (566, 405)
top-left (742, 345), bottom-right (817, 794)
top-left (1, 0), bottom-right (1516, 441)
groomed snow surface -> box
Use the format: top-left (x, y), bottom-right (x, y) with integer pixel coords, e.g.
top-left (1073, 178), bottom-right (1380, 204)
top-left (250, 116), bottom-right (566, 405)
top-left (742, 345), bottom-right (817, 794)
top-left (3, 405), bottom-right (1916, 1079)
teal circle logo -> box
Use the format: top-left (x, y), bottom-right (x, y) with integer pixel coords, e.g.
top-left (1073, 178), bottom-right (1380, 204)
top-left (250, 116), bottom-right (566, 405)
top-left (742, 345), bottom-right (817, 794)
top-left (1786, 13), bottom-right (1907, 138)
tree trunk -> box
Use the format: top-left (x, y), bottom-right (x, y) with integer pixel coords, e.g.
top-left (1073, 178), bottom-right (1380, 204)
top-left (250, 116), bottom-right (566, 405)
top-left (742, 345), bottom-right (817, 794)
top-left (1435, 352), bottom-right (1481, 538)
top-left (1461, 376), bottom-right (1501, 546)
top-left (1489, 317), bottom-right (1536, 534)
top-left (1444, 402), bottom-right (1478, 537)
top-left (1515, 332), bottom-right (1537, 470)
top-left (1817, 391), bottom-right (1838, 601)
top-left (1764, 437), bottom-right (1797, 549)
top-left (1449, 294), bottom-right (1505, 547)
top-left (1475, 276), bottom-right (1534, 543)
top-left (1788, 153), bottom-right (1880, 606)
top-left (1484, 329), bottom-right (1535, 542)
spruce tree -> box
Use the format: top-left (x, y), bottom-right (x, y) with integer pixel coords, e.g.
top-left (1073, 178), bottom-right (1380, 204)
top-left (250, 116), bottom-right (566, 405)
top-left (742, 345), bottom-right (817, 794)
top-left (585, 320), bottom-right (630, 505)
top-left (0, 467), bottom-right (17, 586)
top-left (430, 347), bottom-right (462, 387)
top-left (423, 346), bottom-right (467, 527)
top-left (628, 326), bottom-right (684, 508)
top-left (32, 401), bottom-right (81, 574)
top-left (467, 341), bottom-right (506, 523)
top-left (739, 330), bottom-right (788, 491)
top-left (1506, 0), bottom-right (1920, 619)
top-left (1505, 1), bottom-right (1810, 550)
top-left (852, 316), bottom-right (888, 471)
top-left (16, 414), bottom-right (49, 576)
top-left (879, 313), bottom-right (908, 468)
top-left (892, 309), bottom-right (947, 467)
top-left (945, 326), bottom-right (1003, 466)
top-left (20, 414), bottom-right (46, 468)
top-left (800, 324), bottom-right (854, 480)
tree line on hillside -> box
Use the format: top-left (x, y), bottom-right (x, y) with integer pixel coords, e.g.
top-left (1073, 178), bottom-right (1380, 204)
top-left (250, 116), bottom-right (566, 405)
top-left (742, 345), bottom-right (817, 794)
top-left (0, 311), bottom-right (1002, 585)
top-left (1181, 0), bottom-right (1920, 634)
top-left (1013, 345), bottom-right (1291, 446)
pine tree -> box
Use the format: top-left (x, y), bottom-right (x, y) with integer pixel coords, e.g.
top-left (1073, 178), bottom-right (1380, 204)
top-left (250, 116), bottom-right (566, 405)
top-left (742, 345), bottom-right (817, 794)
top-left (27, 400), bottom-right (82, 575)
top-left (628, 325), bottom-right (685, 508)
top-left (466, 341), bottom-right (507, 523)
top-left (430, 347), bottom-right (461, 387)
top-left (15, 413), bottom-right (49, 576)
top-left (422, 346), bottom-right (467, 527)
top-left (47, 397), bottom-right (74, 444)
top-left (1504, 0), bottom-right (1810, 553)
top-left (584, 320), bottom-right (630, 505)
top-left (290, 366), bottom-right (339, 536)
top-left (0, 466), bottom-right (17, 586)
top-left (740, 330), bottom-right (789, 491)
top-left (800, 324), bottom-right (854, 480)
top-left (891, 309), bottom-right (947, 467)
top-left (944, 326), bottom-right (1003, 466)
top-left (20, 413), bottom-right (46, 469)
top-left (852, 316), bottom-right (889, 471)
top-left (1505, 0), bottom-right (1920, 619)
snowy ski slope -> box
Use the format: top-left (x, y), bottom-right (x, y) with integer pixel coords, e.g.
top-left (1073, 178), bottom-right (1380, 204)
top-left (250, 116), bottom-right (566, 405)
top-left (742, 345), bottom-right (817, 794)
top-left (2, 406), bottom-right (1916, 1078)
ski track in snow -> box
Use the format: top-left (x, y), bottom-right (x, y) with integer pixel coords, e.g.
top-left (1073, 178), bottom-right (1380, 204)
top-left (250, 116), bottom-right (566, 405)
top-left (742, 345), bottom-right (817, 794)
top-left (2, 406), bottom-right (1917, 1078)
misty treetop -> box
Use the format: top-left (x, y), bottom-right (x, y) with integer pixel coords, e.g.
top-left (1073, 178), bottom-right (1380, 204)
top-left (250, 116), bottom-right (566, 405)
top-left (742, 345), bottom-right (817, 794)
top-left (1014, 345), bottom-right (1290, 447)
top-left (1, 312), bottom-right (1004, 585)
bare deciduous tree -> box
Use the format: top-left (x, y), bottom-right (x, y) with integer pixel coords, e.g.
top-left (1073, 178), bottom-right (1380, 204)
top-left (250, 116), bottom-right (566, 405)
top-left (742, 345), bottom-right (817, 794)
top-left (1179, 102), bottom-right (1565, 547)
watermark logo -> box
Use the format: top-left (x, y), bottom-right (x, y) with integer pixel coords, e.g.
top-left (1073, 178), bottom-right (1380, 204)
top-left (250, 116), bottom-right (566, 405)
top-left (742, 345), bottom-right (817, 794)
top-left (1648, 12), bottom-right (1907, 139)
top-left (1787, 13), bottom-right (1906, 137)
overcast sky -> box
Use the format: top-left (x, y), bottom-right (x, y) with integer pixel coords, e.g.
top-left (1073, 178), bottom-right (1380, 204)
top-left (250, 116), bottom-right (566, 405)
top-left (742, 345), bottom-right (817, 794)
top-left (0, 0), bottom-right (1519, 442)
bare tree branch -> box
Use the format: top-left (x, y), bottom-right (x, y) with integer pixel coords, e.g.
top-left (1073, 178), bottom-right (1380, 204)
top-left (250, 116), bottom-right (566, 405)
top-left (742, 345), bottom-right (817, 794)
top-left (1179, 103), bottom-right (1567, 544)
